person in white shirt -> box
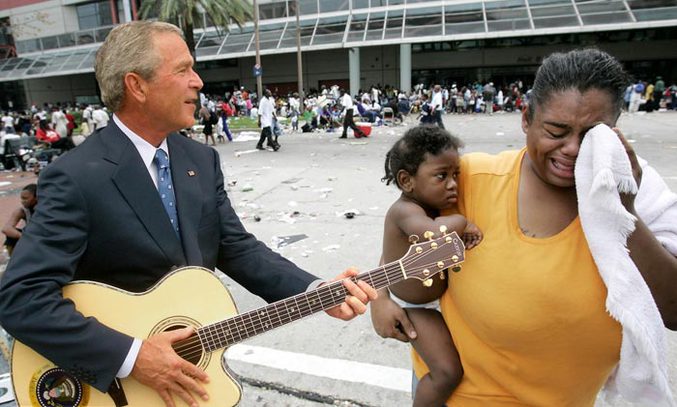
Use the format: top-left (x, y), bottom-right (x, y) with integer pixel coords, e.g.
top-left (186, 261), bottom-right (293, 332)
top-left (256, 89), bottom-right (279, 151)
top-left (92, 106), bottom-right (110, 130)
top-left (340, 89), bottom-right (366, 139)
top-left (431, 84), bottom-right (445, 129)
top-left (1, 112), bottom-right (15, 134)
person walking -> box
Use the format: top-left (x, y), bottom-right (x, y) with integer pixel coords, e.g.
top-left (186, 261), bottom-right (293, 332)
top-left (256, 89), bottom-right (279, 151)
top-left (339, 89), bottom-right (365, 139)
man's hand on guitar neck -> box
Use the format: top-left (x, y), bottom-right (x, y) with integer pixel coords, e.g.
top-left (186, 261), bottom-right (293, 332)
top-left (323, 267), bottom-right (378, 321)
top-left (131, 327), bottom-right (210, 407)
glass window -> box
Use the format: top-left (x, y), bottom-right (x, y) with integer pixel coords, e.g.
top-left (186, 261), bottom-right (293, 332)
top-left (251, 23), bottom-right (286, 51)
top-left (485, 5), bottom-right (530, 31)
top-left (444, 2), bottom-right (484, 35)
top-left (260, 2), bottom-right (288, 19)
top-left (532, 15), bottom-right (580, 28)
top-left (77, 1), bottom-right (113, 30)
top-left (365, 12), bottom-right (385, 41)
top-left (94, 26), bottom-right (113, 43)
top-left (44, 53), bottom-right (70, 73)
top-left (388, 0), bottom-right (404, 5)
top-left (530, 4), bottom-right (576, 18)
top-left (346, 13), bottom-right (368, 42)
top-left (279, 19), bottom-right (316, 48)
top-left (631, 7), bottom-right (677, 21)
top-left (13, 57), bottom-right (36, 76)
top-left (196, 30), bottom-right (227, 57)
top-left (384, 9), bottom-right (403, 39)
top-left (220, 26), bottom-right (254, 55)
top-left (313, 16), bottom-right (348, 45)
top-left (41, 36), bottom-right (59, 51)
top-left (352, 0), bottom-right (369, 9)
top-left (299, 0), bottom-right (318, 15)
top-left (484, 0), bottom-right (526, 10)
top-left (26, 55), bottom-right (52, 75)
top-left (626, 0), bottom-right (677, 10)
top-left (576, 0), bottom-right (627, 14)
top-left (56, 33), bottom-right (76, 48)
top-left (320, 0), bottom-right (349, 12)
top-left (61, 50), bottom-right (91, 71)
top-left (404, 7), bottom-right (442, 37)
top-left (16, 39), bottom-right (41, 54)
top-left (580, 12), bottom-right (632, 24)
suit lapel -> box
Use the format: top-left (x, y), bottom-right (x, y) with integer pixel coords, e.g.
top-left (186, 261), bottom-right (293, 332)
top-left (167, 135), bottom-right (203, 265)
top-left (104, 125), bottom-right (187, 267)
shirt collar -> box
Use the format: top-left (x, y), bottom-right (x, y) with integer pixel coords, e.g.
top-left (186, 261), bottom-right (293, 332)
top-left (113, 114), bottom-right (169, 170)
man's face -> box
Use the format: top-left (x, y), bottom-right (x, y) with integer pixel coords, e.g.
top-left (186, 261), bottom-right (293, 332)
top-left (20, 190), bottom-right (37, 209)
top-left (143, 32), bottom-right (203, 132)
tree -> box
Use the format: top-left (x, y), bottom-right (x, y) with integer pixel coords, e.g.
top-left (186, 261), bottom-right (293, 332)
top-left (139, 0), bottom-right (253, 58)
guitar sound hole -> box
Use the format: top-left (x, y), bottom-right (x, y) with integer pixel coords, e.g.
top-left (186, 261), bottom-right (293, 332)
top-left (164, 324), bottom-right (202, 365)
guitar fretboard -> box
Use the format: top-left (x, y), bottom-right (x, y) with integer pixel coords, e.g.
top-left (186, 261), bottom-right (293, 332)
top-left (171, 232), bottom-right (463, 361)
top-left (197, 262), bottom-right (402, 352)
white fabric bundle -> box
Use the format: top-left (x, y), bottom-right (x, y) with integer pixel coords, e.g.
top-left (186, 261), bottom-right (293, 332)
top-left (575, 123), bottom-right (677, 407)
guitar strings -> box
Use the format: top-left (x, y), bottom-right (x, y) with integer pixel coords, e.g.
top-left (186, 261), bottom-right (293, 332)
top-left (174, 257), bottom-right (449, 361)
top-left (173, 243), bottom-right (457, 361)
top-left (173, 241), bottom-right (459, 361)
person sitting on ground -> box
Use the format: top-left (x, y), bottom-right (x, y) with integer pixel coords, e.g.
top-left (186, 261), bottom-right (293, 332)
top-left (2, 183), bottom-right (37, 256)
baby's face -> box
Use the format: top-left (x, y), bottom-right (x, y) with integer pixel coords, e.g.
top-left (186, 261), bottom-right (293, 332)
top-left (410, 148), bottom-right (461, 211)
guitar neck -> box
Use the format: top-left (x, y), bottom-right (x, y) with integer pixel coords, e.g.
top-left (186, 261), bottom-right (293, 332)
top-left (196, 262), bottom-right (406, 353)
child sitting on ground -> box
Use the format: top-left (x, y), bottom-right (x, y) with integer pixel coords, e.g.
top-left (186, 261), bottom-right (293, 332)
top-left (379, 125), bottom-right (482, 407)
top-left (2, 183), bottom-right (37, 256)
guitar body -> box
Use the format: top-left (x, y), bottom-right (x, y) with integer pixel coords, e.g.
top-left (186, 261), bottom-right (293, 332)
top-left (11, 267), bottom-right (243, 407)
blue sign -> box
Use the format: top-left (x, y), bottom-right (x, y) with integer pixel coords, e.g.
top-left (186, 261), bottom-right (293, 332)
top-left (253, 64), bottom-right (262, 77)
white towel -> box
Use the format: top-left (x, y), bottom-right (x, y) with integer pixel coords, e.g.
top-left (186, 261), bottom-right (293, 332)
top-left (575, 123), bottom-right (676, 406)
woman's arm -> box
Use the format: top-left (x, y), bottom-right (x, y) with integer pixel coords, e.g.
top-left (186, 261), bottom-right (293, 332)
top-left (618, 130), bottom-right (677, 330)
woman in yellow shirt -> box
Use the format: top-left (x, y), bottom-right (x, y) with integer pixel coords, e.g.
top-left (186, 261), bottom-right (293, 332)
top-left (371, 49), bottom-right (677, 406)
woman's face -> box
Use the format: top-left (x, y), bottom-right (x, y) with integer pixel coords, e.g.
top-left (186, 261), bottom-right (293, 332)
top-left (522, 88), bottom-right (619, 189)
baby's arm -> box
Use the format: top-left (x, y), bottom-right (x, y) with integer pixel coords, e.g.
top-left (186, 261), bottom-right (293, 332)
top-left (388, 202), bottom-right (468, 304)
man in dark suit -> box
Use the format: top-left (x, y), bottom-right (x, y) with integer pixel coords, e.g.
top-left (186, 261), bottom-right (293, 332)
top-left (0, 21), bottom-right (376, 407)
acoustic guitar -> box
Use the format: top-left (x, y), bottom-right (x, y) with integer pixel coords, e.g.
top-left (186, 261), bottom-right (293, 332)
top-left (11, 230), bottom-right (465, 407)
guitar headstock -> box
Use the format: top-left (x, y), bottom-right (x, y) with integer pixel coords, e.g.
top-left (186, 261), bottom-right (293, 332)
top-left (400, 228), bottom-right (465, 283)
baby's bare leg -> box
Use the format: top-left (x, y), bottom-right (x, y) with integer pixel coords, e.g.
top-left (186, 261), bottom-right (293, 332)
top-left (407, 308), bottom-right (463, 407)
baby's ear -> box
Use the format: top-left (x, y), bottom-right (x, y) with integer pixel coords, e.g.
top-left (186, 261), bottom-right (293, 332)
top-left (397, 170), bottom-right (413, 192)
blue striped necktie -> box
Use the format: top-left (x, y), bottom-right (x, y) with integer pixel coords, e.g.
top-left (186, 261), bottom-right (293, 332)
top-left (154, 149), bottom-right (180, 237)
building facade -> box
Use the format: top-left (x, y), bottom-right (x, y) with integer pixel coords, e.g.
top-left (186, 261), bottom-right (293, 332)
top-left (1, 0), bottom-right (677, 109)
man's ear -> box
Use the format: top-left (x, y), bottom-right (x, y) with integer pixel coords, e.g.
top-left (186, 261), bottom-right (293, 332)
top-left (397, 169), bottom-right (414, 193)
top-left (123, 72), bottom-right (147, 104)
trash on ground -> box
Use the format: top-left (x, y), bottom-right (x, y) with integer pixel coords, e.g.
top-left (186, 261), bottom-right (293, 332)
top-left (336, 209), bottom-right (361, 218)
top-left (271, 234), bottom-right (308, 248)
top-left (241, 185), bottom-right (254, 192)
top-left (322, 244), bottom-right (341, 252)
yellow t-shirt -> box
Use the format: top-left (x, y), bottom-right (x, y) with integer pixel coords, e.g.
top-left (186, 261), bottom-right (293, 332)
top-left (413, 149), bottom-right (621, 406)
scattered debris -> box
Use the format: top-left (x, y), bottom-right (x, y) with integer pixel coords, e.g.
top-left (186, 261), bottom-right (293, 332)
top-left (336, 209), bottom-right (361, 218)
top-left (322, 244), bottom-right (340, 252)
top-left (253, 215), bottom-right (261, 222)
top-left (241, 185), bottom-right (254, 192)
top-left (271, 234), bottom-right (308, 248)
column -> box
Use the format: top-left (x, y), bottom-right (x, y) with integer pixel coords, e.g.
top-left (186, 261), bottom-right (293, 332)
top-left (349, 47), bottom-right (360, 97)
top-left (399, 43), bottom-right (411, 93)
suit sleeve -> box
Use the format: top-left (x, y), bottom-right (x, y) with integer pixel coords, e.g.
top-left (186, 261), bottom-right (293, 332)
top-left (211, 149), bottom-right (318, 302)
top-left (0, 164), bottom-right (134, 392)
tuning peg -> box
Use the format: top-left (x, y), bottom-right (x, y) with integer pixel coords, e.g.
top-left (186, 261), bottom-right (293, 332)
top-left (408, 234), bottom-right (419, 244)
top-left (423, 231), bottom-right (435, 241)
top-left (452, 266), bottom-right (462, 273)
top-left (422, 278), bottom-right (433, 287)
top-left (439, 272), bottom-right (446, 280)
top-left (439, 225), bottom-right (448, 235)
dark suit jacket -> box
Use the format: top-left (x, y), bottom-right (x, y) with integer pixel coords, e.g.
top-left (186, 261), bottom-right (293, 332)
top-left (0, 121), bottom-right (316, 392)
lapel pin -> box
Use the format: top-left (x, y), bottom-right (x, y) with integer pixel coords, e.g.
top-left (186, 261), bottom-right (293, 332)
top-left (187, 170), bottom-right (196, 177)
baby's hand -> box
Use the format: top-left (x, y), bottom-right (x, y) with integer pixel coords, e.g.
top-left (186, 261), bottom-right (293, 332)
top-left (463, 221), bottom-right (483, 250)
